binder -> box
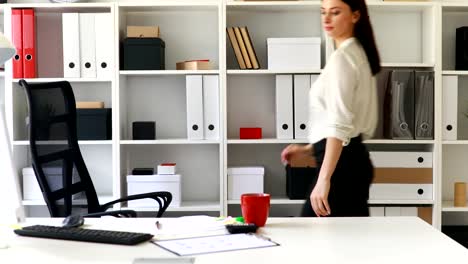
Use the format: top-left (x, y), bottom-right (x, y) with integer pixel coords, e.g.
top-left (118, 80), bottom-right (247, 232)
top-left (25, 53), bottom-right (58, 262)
top-left (442, 76), bottom-right (458, 140)
top-left (384, 207), bottom-right (401, 216)
top-left (226, 27), bottom-right (246, 69)
top-left (186, 75), bottom-right (204, 140)
top-left (62, 13), bottom-right (81, 78)
top-left (234, 27), bottom-right (252, 69)
top-left (293, 74), bottom-right (313, 139)
top-left (11, 9), bottom-right (23, 78)
top-left (94, 13), bottom-right (113, 79)
top-left (414, 71), bottom-right (434, 139)
top-left (369, 184), bottom-right (433, 200)
top-left (369, 207), bottom-right (385, 217)
top-left (383, 70), bottom-right (414, 139)
top-left (369, 151), bottom-right (433, 168)
top-left (22, 9), bottom-right (36, 78)
top-left (79, 13), bottom-right (96, 78)
top-left (400, 207), bottom-right (418, 216)
top-left (202, 75), bottom-right (219, 140)
top-left (276, 75), bottom-right (293, 139)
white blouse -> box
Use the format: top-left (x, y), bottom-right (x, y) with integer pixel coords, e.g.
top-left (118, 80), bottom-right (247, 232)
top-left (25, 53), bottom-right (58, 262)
top-left (308, 37), bottom-right (378, 146)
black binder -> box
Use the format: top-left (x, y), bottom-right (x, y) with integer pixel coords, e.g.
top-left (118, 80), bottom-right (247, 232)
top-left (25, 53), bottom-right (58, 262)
top-left (414, 71), bottom-right (434, 139)
top-left (383, 70), bottom-right (415, 139)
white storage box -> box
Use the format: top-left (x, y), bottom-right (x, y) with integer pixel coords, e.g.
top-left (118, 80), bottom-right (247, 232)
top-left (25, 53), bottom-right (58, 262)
top-left (267, 37), bottom-right (321, 70)
top-left (127, 174), bottom-right (181, 207)
top-left (157, 163), bottom-right (176, 175)
top-left (22, 167), bottom-right (82, 200)
top-left (227, 166), bottom-right (264, 200)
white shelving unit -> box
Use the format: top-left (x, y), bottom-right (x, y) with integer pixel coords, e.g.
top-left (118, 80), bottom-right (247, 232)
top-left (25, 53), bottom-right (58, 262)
top-left (2, 0), bottom-right (468, 229)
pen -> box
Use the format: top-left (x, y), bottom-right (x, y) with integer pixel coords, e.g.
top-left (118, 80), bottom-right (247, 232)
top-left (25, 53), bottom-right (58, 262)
top-left (155, 221), bottom-right (162, 230)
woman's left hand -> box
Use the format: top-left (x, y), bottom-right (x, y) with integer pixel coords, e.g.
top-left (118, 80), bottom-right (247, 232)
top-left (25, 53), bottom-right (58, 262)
top-left (310, 178), bottom-right (331, 217)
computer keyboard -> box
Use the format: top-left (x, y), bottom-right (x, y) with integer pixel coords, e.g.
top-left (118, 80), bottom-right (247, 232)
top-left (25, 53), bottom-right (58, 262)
top-left (14, 225), bottom-right (154, 245)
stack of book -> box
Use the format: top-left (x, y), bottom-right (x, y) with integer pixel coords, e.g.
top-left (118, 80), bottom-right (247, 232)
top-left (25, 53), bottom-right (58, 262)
top-left (227, 26), bottom-right (260, 70)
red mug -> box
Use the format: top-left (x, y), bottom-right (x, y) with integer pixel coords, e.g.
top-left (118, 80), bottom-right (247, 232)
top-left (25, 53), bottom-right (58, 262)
top-left (241, 193), bottom-right (271, 227)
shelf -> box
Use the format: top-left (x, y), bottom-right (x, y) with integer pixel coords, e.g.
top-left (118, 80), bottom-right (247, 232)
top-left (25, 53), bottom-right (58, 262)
top-left (442, 71), bottom-right (468, 76)
top-left (120, 139), bottom-right (220, 145)
top-left (8, 3), bottom-right (111, 13)
top-left (228, 199), bottom-right (434, 205)
top-left (13, 78), bottom-right (112, 83)
top-left (363, 139), bottom-right (434, 144)
top-left (124, 201), bottom-right (221, 212)
top-left (227, 139), bottom-right (309, 144)
top-left (226, 1), bottom-right (320, 11)
top-left (381, 63), bottom-right (434, 68)
top-left (0, 71), bottom-right (4, 77)
top-left (119, 1), bottom-right (220, 11)
top-left (228, 198), bottom-right (305, 205)
top-left (13, 140), bottom-right (113, 146)
top-left (368, 200), bottom-right (434, 205)
top-left (227, 69), bottom-right (321, 75)
top-left (442, 201), bottom-right (468, 212)
top-left (367, 1), bottom-right (434, 11)
top-left (22, 195), bottom-right (114, 206)
top-left (120, 70), bottom-right (220, 76)
top-left (443, 141), bottom-right (468, 145)
top-left (442, 3), bottom-right (468, 12)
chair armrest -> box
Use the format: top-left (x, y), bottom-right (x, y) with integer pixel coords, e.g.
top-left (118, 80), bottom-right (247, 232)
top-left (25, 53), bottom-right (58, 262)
top-left (100, 191), bottom-right (172, 218)
top-left (83, 210), bottom-right (137, 218)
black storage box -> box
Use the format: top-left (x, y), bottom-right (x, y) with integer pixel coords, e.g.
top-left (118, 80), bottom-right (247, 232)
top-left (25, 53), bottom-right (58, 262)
top-left (286, 165), bottom-right (316, 199)
top-left (133, 121), bottom-right (156, 140)
top-left (76, 108), bottom-right (112, 140)
top-left (132, 168), bottom-right (154, 175)
top-left (442, 226), bottom-right (468, 249)
top-left (123, 38), bottom-right (165, 70)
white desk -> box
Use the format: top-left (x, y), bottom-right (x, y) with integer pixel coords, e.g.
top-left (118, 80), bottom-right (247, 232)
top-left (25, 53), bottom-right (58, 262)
top-left (1, 217), bottom-right (467, 264)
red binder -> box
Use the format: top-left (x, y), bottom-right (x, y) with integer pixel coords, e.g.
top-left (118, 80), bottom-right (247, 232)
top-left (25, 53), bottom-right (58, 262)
top-left (11, 9), bottom-right (23, 78)
top-left (22, 9), bottom-right (36, 78)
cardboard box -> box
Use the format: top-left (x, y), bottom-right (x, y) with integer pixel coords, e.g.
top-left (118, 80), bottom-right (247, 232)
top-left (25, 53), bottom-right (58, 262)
top-left (76, 101), bottom-right (104, 109)
top-left (227, 166), bottom-right (264, 200)
top-left (176, 60), bottom-right (211, 70)
top-left (127, 26), bottom-right (160, 38)
top-left (127, 174), bottom-right (181, 207)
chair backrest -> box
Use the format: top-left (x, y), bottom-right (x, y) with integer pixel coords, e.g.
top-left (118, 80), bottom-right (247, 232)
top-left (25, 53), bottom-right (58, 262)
top-left (20, 80), bottom-right (101, 217)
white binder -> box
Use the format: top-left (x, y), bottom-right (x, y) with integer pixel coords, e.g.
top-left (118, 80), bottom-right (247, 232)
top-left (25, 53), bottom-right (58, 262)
top-left (293, 75), bottom-right (311, 139)
top-left (275, 75), bottom-right (293, 139)
top-left (79, 13), bottom-right (96, 78)
top-left (400, 207), bottom-right (418, 216)
top-left (369, 151), bottom-right (433, 168)
top-left (62, 13), bottom-right (80, 78)
top-left (202, 75), bottom-right (219, 140)
top-left (384, 207), bottom-right (401, 216)
top-left (186, 75), bottom-right (204, 140)
top-left (442, 76), bottom-right (458, 140)
top-left (94, 13), bottom-right (113, 80)
top-left (369, 207), bottom-right (385, 217)
top-left (369, 184), bottom-right (433, 200)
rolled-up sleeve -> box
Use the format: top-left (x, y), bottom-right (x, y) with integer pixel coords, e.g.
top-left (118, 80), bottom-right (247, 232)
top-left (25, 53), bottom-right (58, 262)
top-left (324, 52), bottom-right (357, 146)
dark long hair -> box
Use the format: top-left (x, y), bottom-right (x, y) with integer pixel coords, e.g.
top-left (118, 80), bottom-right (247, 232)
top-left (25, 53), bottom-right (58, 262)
top-left (340, 0), bottom-right (381, 75)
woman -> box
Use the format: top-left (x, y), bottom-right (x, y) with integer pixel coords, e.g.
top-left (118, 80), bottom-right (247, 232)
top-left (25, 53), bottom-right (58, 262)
top-left (281, 0), bottom-right (381, 217)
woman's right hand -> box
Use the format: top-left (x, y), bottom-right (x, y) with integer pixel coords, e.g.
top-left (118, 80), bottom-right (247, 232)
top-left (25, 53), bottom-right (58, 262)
top-left (281, 144), bottom-right (311, 165)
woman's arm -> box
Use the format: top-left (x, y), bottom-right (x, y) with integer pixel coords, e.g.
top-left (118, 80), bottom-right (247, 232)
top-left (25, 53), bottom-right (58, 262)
top-left (310, 137), bottom-right (343, 216)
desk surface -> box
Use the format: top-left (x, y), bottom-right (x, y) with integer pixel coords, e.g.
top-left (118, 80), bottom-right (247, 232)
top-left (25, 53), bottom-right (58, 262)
top-left (1, 217), bottom-right (467, 264)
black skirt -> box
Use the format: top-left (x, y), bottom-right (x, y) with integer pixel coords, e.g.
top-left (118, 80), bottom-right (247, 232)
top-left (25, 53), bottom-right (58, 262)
top-left (301, 135), bottom-right (374, 217)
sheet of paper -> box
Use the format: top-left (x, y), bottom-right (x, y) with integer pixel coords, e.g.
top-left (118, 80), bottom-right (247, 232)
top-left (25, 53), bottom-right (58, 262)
top-left (153, 233), bottom-right (279, 256)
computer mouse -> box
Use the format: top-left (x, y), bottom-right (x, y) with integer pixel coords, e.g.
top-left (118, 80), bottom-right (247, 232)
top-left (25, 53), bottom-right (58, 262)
top-left (62, 214), bottom-right (85, 228)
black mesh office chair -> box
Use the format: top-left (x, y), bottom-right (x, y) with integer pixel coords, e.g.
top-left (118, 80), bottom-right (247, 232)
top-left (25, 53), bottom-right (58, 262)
top-left (20, 80), bottom-right (172, 218)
